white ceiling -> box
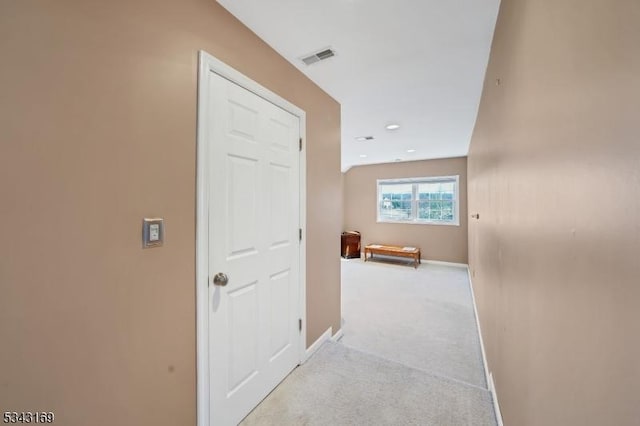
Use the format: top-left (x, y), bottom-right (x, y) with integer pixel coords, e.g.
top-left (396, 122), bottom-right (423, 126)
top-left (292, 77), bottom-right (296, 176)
top-left (217, 0), bottom-right (500, 172)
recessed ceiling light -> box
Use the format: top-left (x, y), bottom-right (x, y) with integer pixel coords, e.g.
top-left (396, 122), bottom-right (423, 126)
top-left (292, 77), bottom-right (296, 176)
top-left (355, 136), bottom-right (374, 141)
top-left (385, 123), bottom-right (400, 130)
top-left (407, 149), bottom-right (416, 153)
top-left (359, 154), bottom-right (368, 158)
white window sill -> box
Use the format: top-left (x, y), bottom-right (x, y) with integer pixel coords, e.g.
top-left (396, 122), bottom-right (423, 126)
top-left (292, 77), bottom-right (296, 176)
top-left (376, 219), bottom-right (460, 227)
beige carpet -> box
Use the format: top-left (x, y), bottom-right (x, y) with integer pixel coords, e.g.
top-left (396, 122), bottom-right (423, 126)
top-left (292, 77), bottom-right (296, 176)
top-left (242, 259), bottom-right (495, 425)
top-left (242, 342), bottom-right (495, 426)
top-left (340, 259), bottom-right (487, 388)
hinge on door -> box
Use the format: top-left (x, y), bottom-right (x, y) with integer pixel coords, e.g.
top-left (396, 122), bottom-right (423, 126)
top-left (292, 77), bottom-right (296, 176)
top-left (299, 138), bottom-right (302, 151)
top-left (299, 228), bottom-right (302, 241)
top-left (299, 318), bottom-right (302, 332)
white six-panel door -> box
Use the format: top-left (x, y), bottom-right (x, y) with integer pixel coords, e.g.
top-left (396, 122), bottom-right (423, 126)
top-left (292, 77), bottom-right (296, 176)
top-left (205, 69), bottom-right (301, 425)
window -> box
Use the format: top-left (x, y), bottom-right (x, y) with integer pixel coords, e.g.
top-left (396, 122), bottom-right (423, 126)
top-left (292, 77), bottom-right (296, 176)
top-left (377, 175), bottom-right (459, 225)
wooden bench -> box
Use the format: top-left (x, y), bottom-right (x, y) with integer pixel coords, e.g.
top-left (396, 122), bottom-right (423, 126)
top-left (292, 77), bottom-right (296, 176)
top-left (364, 244), bottom-right (421, 269)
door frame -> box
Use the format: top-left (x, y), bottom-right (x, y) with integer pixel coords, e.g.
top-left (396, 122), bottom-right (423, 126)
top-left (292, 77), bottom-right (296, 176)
top-left (195, 50), bottom-right (307, 426)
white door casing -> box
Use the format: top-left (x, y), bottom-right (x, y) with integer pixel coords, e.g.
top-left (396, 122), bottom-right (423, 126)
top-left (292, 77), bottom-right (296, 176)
top-left (196, 51), bottom-right (307, 426)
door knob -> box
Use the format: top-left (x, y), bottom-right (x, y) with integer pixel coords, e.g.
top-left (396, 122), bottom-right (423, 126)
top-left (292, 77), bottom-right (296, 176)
top-left (213, 272), bottom-right (229, 286)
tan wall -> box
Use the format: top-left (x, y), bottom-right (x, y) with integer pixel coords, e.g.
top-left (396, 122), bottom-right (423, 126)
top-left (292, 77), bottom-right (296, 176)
top-left (468, 0), bottom-right (640, 424)
top-left (343, 157), bottom-right (468, 264)
top-left (0, 1), bottom-right (341, 425)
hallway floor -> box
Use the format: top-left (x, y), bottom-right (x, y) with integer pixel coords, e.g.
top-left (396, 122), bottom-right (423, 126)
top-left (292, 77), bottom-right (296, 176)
top-left (242, 259), bottom-right (496, 425)
top-left (341, 259), bottom-right (486, 388)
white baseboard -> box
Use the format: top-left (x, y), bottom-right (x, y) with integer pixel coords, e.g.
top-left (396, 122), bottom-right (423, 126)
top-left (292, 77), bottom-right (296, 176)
top-left (467, 269), bottom-right (490, 383)
top-left (423, 259), bottom-right (469, 268)
top-left (468, 268), bottom-right (503, 426)
top-left (331, 328), bottom-right (344, 342)
top-left (304, 327), bottom-right (332, 362)
top-left (488, 372), bottom-right (504, 426)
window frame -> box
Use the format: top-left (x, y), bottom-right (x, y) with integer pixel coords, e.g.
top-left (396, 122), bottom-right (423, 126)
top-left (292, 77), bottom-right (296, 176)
top-left (376, 175), bottom-right (460, 226)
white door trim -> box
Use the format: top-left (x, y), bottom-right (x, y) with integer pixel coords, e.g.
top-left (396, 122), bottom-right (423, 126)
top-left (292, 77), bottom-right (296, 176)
top-left (195, 50), bottom-right (307, 426)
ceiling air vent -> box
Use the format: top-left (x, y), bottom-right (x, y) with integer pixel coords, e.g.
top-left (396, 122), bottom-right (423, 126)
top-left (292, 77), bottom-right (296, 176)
top-left (301, 48), bottom-right (336, 66)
